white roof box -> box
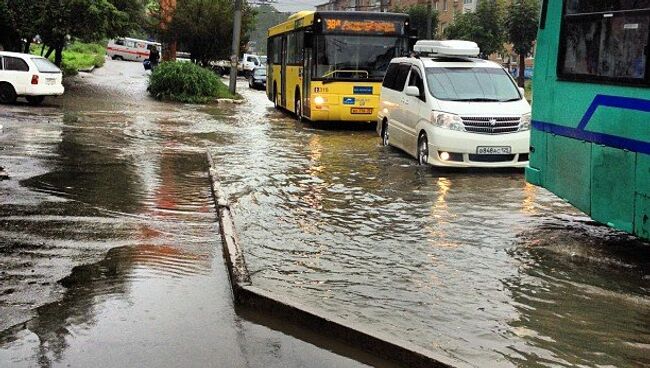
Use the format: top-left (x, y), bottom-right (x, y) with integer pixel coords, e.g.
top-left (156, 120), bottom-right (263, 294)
top-left (413, 40), bottom-right (480, 57)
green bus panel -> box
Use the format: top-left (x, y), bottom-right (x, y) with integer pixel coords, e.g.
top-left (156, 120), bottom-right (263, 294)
top-left (591, 146), bottom-right (636, 233)
top-left (635, 154), bottom-right (650, 239)
top-left (636, 194), bottom-right (650, 239)
top-left (545, 135), bottom-right (591, 214)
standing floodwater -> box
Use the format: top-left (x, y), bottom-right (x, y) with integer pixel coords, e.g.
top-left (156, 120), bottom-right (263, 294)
top-left (209, 88), bottom-right (650, 367)
top-left (0, 59), bottom-right (647, 368)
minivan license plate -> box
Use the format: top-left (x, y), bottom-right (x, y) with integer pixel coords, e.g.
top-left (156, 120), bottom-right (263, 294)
top-left (477, 146), bottom-right (511, 154)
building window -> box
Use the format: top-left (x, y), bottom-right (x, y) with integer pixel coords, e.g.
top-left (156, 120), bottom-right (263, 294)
top-left (558, 1), bottom-right (649, 85)
top-left (443, 0), bottom-right (448, 11)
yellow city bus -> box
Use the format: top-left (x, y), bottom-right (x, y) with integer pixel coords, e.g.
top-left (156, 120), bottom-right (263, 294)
top-left (267, 11), bottom-right (412, 122)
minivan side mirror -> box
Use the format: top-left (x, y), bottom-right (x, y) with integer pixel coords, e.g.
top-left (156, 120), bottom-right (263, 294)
top-left (405, 86), bottom-right (420, 97)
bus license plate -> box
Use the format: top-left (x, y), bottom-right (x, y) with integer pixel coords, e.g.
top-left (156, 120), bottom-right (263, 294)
top-left (351, 107), bottom-right (372, 114)
top-left (477, 146), bottom-right (511, 154)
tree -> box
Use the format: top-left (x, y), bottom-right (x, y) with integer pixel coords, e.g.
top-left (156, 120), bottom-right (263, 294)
top-left (445, 0), bottom-right (506, 59)
top-left (248, 4), bottom-right (287, 54)
top-left (392, 4), bottom-right (438, 40)
top-left (153, 0), bottom-right (256, 64)
top-left (0, 0), bottom-right (144, 65)
top-left (507, 0), bottom-right (539, 87)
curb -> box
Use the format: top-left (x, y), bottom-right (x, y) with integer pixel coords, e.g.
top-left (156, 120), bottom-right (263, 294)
top-left (206, 151), bottom-right (466, 368)
top-left (78, 66), bottom-right (95, 73)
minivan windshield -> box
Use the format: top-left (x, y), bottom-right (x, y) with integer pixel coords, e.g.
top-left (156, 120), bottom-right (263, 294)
top-left (425, 67), bottom-right (521, 102)
top-left (31, 57), bottom-right (61, 73)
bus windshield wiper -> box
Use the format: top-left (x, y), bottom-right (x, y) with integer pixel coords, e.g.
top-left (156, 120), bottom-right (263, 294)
top-left (321, 69), bottom-right (369, 84)
top-left (499, 97), bottom-right (522, 102)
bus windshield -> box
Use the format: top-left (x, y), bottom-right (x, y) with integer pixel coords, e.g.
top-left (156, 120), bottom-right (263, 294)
top-left (425, 67), bottom-right (521, 102)
top-left (314, 35), bottom-right (407, 80)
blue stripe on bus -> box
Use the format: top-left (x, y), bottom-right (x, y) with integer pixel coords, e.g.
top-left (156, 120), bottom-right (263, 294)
top-left (532, 95), bottom-right (650, 155)
top-left (576, 94), bottom-right (650, 131)
top-left (532, 120), bottom-right (650, 155)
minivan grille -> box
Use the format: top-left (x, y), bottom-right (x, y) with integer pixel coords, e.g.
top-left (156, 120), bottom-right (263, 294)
top-left (461, 116), bottom-right (521, 134)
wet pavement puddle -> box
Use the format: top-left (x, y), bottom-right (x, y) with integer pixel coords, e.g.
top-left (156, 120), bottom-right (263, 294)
top-left (0, 60), bottom-right (648, 367)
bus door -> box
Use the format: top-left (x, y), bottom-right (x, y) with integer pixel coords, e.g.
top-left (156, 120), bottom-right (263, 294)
top-left (281, 35), bottom-right (287, 107)
top-left (303, 33), bottom-right (313, 118)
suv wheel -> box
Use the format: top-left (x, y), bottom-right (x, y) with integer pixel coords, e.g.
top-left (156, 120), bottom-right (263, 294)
top-left (417, 133), bottom-right (429, 166)
top-left (0, 83), bottom-right (17, 104)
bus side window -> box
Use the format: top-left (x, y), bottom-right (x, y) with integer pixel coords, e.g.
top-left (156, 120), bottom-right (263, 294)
top-left (559, 5), bottom-right (649, 84)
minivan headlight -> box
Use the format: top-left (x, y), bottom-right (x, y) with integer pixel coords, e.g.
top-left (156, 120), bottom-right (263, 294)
top-left (519, 113), bottom-right (531, 131)
top-left (431, 111), bottom-right (464, 131)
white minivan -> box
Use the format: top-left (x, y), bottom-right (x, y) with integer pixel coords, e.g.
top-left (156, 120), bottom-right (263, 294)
top-left (107, 38), bottom-right (161, 62)
top-left (0, 51), bottom-right (64, 105)
top-left (377, 40), bottom-right (531, 168)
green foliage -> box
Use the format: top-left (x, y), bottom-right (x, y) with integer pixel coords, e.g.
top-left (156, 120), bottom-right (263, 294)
top-left (151, 0), bottom-right (256, 64)
top-left (392, 4), bottom-right (438, 39)
top-left (148, 61), bottom-right (236, 103)
top-left (30, 41), bottom-right (106, 76)
top-left (507, 0), bottom-right (539, 57)
top-left (249, 4), bottom-right (288, 54)
top-left (1, 0), bottom-right (144, 65)
top-left (445, 0), bottom-right (507, 58)
top-left (506, 0), bottom-right (539, 86)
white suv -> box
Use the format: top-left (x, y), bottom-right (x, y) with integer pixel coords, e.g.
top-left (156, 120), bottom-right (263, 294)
top-left (0, 51), bottom-right (64, 105)
top-left (377, 40), bottom-right (531, 168)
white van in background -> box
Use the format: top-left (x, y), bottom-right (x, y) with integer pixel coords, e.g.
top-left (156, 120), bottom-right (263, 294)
top-left (377, 40), bottom-right (531, 168)
top-left (107, 38), bottom-right (161, 62)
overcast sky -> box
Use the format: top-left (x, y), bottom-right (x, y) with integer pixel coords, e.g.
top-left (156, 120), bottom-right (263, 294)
top-left (273, 0), bottom-right (321, 12)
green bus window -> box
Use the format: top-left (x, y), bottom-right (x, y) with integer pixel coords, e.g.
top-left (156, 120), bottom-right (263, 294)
top-left (559, 2), bottom-right (649, 84)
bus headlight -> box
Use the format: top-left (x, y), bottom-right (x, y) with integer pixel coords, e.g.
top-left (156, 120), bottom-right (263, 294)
top-left (519, 113), bottom-right (531, 131)
top-left (314, 96), bottom-right (325, 105)
top-left (431, 111), bottom-right (464, 131)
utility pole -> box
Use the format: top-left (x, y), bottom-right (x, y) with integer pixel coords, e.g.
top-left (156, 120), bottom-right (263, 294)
top-left (426, 0), bottom-right (432, 39)
top-left (229, 0), bottom-right (242, 94)
top-left (380, 0), bottom-right (385, 12)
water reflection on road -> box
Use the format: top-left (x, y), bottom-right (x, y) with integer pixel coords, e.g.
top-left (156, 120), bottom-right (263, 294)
top-left (210, 86), bottom-right (650, 367)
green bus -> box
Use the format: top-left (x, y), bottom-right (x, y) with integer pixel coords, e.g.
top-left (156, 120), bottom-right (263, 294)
top-left (526, 0), bottom-right (650, 240)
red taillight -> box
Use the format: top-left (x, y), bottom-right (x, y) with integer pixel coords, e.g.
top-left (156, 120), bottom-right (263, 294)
top-left (31, 75), bottom-right (39, 85)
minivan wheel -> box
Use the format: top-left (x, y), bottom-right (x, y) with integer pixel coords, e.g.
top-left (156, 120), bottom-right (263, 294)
top-left (381, 120), bottom-right (389, 146)
top-left (0, 83), bottom-right (17, 104)
top-left (26, 96), bottom-right (45, 106)
top-left (417, 133), bottom-right (429, 166)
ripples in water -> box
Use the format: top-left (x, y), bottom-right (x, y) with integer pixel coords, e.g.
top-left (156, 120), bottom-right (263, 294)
top-left (210, 89), bottom-right (650, 367)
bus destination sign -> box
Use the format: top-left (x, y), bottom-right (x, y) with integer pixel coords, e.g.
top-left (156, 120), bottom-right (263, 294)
top-left (324, 19), bottom-right (400, 34)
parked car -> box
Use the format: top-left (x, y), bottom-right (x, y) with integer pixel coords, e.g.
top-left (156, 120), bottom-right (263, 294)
top-left (248, 67), bottom-right (266, 89)
top-left (377, 40), bottom-right (531, 168)
top-left (107, 38), bottom-right (160, 62)
top-left (0, 51), bottom-right (64, 105)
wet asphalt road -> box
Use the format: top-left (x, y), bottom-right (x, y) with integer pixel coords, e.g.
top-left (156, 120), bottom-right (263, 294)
top-left (0, 59), bottom-right (649, 368)
top-left (0, 60), bottom-right (378, 368)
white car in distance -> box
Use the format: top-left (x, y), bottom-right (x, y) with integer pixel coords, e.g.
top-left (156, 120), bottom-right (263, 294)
top-left (0, 51), bottom-right (64, 105)
top-left (377, 40), bottom-right (531, 168)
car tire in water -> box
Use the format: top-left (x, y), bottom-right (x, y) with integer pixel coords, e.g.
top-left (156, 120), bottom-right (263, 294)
top-left (381, 120), bottom-right (389, 146)
top-left (26, 96), bottom-right (45, 106)
top-left (0, 83), bottom-right (17, 104)
top-left (417, 132), bottom-right (429, 166)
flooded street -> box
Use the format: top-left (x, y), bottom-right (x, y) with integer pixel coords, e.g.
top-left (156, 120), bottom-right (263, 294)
top-left (1, 59), bottom-right (648, 367)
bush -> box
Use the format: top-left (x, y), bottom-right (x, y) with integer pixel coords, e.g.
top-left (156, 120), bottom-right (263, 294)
top-left (148, 61), bottom-right (236, 103)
